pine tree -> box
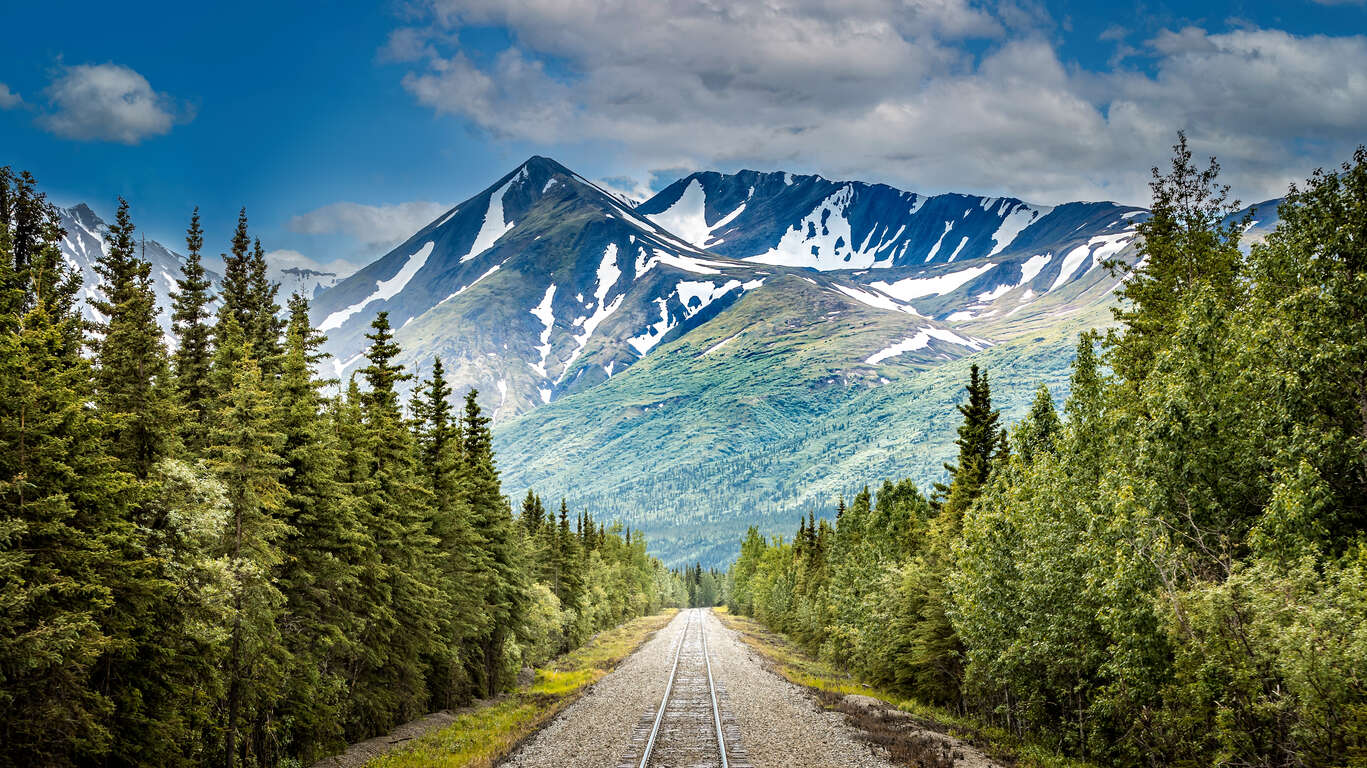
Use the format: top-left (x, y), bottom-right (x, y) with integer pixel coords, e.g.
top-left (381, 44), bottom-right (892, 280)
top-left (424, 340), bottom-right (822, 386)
top-left (906, 365), bottom-right (1003, 705)
top-left (246, 237), bottom-right (283, 375)
top-left (934, 364), bottom-right (1000, 512)
top-left (460, 389), bottom-right (527, 696)
top-left (272, 295), bottom-right (364, 760)
top-left (208, 336), bottom-right (289, 768)
top-left (171, 207), bottom-right (216, 453)
top-left (1015, 384), bottom-right (1061, 466)
top-left (216, 208), bottom-right (252, 339)
top-left (90, 198), bottom-right (177, 478)
top-left (411, 355), bottom-right (484, 707)
top-left (0, 169), bottom-right (125, 766)
top-left (348, 312), bottom-right (440, 729)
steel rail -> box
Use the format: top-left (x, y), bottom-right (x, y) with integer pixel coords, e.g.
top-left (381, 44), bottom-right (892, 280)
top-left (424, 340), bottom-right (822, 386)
top-left (701, 611), bottom-right (730, 768)
top-left (637, 609), bottom-right (693, 768)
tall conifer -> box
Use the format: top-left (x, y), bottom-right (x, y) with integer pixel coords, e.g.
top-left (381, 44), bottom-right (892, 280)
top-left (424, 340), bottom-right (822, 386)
top-left (171, 207), bottom-right (216, 452)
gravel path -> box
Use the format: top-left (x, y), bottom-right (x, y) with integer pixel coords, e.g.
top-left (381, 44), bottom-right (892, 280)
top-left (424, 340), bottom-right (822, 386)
top-left (701, 609), bottom-right (900, 768)
top-left (501, 609), bottom-right (898, 768)
top-left (501, 611), bottom-right (688, 768)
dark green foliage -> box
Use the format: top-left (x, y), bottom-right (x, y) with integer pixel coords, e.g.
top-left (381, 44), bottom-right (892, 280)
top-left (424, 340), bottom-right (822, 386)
top-left (459, 389), bottom-right (527, 697)
top-left (272, 295), bottom-right (364, 760)
top-left (171, 208), bottom-right (216, 453)
top-left (0, 173), bottom-right (683, 768)
top-left (216, 208), bottom-right (253, 340)
top-left (0, 169), bottom-right (121, 766)
top-left (731, 141), bottom-right (1367, 767)
top-left (90, 198), bottom-right (177, 478)
top-left (208, 335), bottom-right (289, 768)
top-left (348, 311), bottom-right (440, 729)
top-left (247, 238), bottom-right (283, 375)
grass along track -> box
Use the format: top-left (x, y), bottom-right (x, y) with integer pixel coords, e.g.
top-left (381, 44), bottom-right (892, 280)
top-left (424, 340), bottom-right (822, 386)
top-left (356, 610), bottom-right (679, 768)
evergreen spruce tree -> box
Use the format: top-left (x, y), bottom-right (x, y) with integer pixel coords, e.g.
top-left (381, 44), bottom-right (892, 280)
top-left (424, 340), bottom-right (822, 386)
top-left (348, 312), bottom-right (440, 729)
top-left (411, 355), bottom-right (484, 707)
top-left (216, 208), bottom-right (252, 338)
top-left (90, 198), bottom-right (177, 478)
top-left (0, 170), bottom-right (125, 766)
top-left (460, 389), bottom-right (527, 695)
top-left (933, 364), bottom-right (1000, 510)
top-left (272, 295), bottom-right (364, 760)
top-left (246, 237), bottom-right (283, 375)
top-left (905, 364), bottom-right (1002, 705)
top-left (207, 333), bottom-right (290, 768)
top-left (1015, 384), bottom-right (1061, 466)
top-left (171, 207), bottom-right (216, 453)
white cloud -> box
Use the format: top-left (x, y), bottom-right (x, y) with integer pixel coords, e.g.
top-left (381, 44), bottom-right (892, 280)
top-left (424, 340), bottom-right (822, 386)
top-left (0, 83), bottom-right (21, 109)
top-left (288, 200), bottom-right (452, 248)
top-left (390, 1), bottom-right (1367, 205)
top-left (38, 63), bottom-right (184, 144)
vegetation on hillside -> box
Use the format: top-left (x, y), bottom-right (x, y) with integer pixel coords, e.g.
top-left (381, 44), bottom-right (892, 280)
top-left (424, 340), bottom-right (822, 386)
top-left (728, 139), bottom-right (1367, 767)
top-left (0, 168), bottom-right (686, 768)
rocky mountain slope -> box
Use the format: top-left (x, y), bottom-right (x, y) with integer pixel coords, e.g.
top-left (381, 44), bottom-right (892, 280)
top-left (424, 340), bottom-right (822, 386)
top-left (56, 203), bottom-right (218, 342)
top-left (309, 157), bottom-right (991, 422)
top-left (302, 156), bottom-right (1183, 564)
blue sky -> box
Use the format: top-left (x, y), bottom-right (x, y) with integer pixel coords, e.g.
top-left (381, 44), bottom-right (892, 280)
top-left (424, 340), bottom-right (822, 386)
top-left (2, 0), bottom-right (1363, 274)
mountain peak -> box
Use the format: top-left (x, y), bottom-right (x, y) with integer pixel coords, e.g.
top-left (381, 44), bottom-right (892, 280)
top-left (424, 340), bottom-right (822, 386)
top-left (68, 202), bottom-right (105, 231)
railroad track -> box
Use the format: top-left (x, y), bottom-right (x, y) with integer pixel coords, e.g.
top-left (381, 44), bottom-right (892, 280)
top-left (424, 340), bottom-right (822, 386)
top-left (619, 609), bottom-right (750, 768)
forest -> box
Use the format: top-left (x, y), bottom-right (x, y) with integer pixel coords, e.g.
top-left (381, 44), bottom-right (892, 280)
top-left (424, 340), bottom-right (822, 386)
top-left (0, 169), bottom-right (688, 768)
top-left (728, 140), bottom-right (1367, 767)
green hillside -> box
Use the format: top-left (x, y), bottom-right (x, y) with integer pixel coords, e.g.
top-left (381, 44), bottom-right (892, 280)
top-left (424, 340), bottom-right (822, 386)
top-left (495, 271), bottom-right (1112, 567)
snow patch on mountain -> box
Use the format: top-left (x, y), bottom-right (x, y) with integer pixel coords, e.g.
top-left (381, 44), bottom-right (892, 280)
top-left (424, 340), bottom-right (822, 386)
top-left (832, 284), bottom-right (921, 315)
top-left (987, 205), bottom-right (1051, 257)
top-left (460, 178), bottom-right (516, 263)
top-left (627, 277), bottom-right (763, 355)
top-left (529, 284), bottom-right (557, 378)
top-left (1050, 233), bottom-right (1130, 291)
top-left (560, 244), bottom-right (624, 381)
top-left (865, 328), bottom-right (986, 365)
top-left (744, 185), bottom-right (874, 269)
top-left (924, 222), bottom-right (953, 262)
top-left (703, 332), bottom-right (742, 356)
top-left (646, 179), bottom-right (712, 245)
top-left (872, 263), bottom-right (996, 301)
top-left (439, 262), bottom-right (502, 305)
top-left (319, 240), bottom-right (434, 331)
top-left (1019, 253), bottom-right (1053, 283)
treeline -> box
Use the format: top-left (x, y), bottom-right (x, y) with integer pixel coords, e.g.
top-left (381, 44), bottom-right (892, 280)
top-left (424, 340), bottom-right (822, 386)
top-left (0, 169), bottom-right (683, 768)
top-left (678, 563), bottom-right (725, 608)
top-left (729, 139), bottom-right (1367, 767)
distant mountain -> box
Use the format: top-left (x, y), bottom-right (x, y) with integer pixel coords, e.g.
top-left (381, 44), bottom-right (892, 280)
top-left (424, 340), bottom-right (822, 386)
top-left (309, 157), bottom-right (988, 422)
top-left (636, 170), bottom-right (1145, 271)
top-left (277, 266), bottom-right (341, 299)
top-left (56, 203), bottom-right (219, 342)
top-left (297, 157), bottom-right (1172, 565)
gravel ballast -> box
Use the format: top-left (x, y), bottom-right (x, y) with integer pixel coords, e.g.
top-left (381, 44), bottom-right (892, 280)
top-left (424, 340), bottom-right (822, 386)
top-left (500, 611), bottom-right (687, 768)
top-left (502, 609), bottom-right (899, 768)
top-left (700, 609), bottom-right (900, 768)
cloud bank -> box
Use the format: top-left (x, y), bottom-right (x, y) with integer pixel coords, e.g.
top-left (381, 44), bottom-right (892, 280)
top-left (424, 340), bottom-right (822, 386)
top-left (288, 200), bottom-right (452, 249)
top-left (389, 0), bottom-right (1367, 205)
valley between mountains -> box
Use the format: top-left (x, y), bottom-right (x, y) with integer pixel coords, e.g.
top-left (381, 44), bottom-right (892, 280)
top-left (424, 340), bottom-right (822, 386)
top-left (60, 156), bottom-right (1282, 566)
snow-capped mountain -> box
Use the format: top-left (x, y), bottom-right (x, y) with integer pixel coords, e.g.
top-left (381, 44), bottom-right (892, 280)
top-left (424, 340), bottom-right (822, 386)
top-left (635, 170), bottom-right (1152, 326)
top-left (310, 156), bottom-right (986, 421)
top-left (56, 203), bottom-right (219, 342)
top-left (638, 170), bottom-right (1144, 271)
